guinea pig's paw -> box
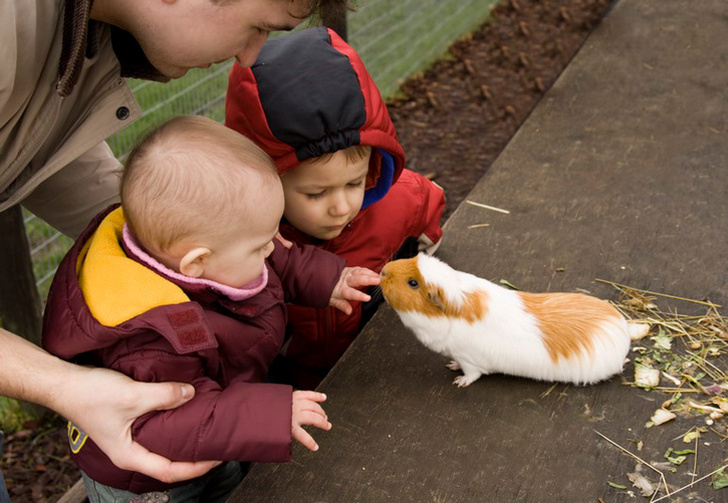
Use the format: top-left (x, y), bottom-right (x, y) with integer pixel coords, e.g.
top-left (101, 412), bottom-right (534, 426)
top-left (453, 373), bottom-right (479, 388)
top-left (445, 360), bottom-right (461, 371)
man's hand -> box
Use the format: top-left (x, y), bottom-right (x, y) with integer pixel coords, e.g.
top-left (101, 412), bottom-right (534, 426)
top-left (60, 366), bottom-right (221, 483)
top-left (329, 266), bottom-right (380, 314)
top-left (291, 391), bottom-right (330, 452)
top-left (0, 329), bottom-right (220, 483)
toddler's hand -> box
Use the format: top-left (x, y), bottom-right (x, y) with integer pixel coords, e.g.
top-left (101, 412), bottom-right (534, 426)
top-left (292, 391), bottom-right (331, 452)
top-left (329, 266), bottom-right (381, 314)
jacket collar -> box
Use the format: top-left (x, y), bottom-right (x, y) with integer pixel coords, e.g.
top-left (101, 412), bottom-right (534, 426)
top-left (121, 224), bottom-right (269, 302)
top-left (57, 0), bottom-right (168, 98)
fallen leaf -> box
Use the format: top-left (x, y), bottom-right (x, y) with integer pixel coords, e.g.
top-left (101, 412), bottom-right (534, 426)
top-left (607, 481), bottom-right (627, 490)
top-left (627, 471), bottom-right (655, 497)
top-left (647, 408), bottom-right (676, 427)
top-left (651, 333), bottom-right (672, 351)
top-left (635, 364), bottom-right (660, 389)
top-left (712, 468), bottom-right (728, 490)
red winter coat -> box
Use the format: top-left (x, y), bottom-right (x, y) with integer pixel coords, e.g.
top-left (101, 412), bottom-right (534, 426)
top-left (226, 27), bottom-right (445, 387)
top-left (41, 206), bottom-right (344, 493)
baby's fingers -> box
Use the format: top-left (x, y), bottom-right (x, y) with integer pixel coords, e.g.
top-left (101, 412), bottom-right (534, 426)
top-left (329, 298), bottom-right (353, 314)
top-left (342, 286), bottom-right (371, 303)
top-left (292, 392), bottom-right (331, 428)
top-left (292, 426), bottom-right (320, 452)
top-left (348, 269), bottom-right (381, 287)
top-left (293, 391), bottom-right (327, 404)
top-left (296, 409), bottom-right (332, 434)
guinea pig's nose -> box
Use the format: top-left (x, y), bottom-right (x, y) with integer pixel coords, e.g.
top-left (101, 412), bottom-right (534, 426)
top-left (380, 269), bottom-right (388, 278)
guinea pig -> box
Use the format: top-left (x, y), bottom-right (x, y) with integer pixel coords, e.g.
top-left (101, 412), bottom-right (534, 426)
top-left (380, 253), bottom-right (646, 387)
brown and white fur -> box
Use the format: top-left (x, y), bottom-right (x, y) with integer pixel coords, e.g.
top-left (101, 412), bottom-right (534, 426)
top-left (380, 254), bottom-right (642, 387)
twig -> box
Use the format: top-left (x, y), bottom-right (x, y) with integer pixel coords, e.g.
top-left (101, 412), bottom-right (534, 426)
top-left (594, 430), bottom-right (670, 499)
top-left (465, 200), bottom-right (510, 214)
top-left (651, 463), bottom-right (728, 502)
top-left (595, 279), bottom-right (721, 308)
top-left (687, 400), bottom-right (723, 414)
top-left (467, 223), bottom-right (490, 229)
top-left (692, 434), bottom-right (698, 488)
top-left (539, 383), bottom-right (558, 398)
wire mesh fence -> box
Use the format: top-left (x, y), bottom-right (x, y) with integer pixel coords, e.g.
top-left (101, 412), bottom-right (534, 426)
top-left (24, 0), bottom-right (498, 300)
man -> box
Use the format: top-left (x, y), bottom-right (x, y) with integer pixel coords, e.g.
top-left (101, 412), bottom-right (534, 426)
top-left (0, 0), bottom-right (336, 489)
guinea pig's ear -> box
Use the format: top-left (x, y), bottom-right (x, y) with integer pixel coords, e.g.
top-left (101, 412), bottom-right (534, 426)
top-left (427, 286), bottom-right (447, 313)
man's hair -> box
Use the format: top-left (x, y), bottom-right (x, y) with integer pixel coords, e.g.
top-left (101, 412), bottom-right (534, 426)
top-left (121, 115), bottom-right (279, 254)
top-left (211, 0), bottom-right (345, 19)
top-left (294, 0), bottom-right (348, 19)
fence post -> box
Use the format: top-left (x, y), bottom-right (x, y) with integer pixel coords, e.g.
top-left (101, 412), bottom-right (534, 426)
top-left (320, 0), bottom-right (349, 41)
top-left (0, 206), bottom-right (42, 346)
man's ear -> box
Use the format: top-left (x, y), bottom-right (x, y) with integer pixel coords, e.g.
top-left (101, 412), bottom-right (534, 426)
top-left (179, 247), bottom-right (211, 278)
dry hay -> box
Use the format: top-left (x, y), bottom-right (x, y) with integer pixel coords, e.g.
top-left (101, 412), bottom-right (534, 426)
top-left (597, 279), bottom-right (728, 500)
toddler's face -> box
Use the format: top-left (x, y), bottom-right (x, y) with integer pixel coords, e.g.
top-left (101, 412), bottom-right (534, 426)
top-left (280, 149), bottom-right (371, 240)
top-left (201, 184), bottom-right (284, 288)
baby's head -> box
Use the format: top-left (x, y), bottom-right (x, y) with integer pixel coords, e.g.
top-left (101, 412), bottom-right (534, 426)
top-left (121, 115), bottom-right (284, 288)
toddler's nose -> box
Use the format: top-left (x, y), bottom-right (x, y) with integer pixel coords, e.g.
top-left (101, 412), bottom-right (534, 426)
top-left (329, 194), bottom-right (350, 216)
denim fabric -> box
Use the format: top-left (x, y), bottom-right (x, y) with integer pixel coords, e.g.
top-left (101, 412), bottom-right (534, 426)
top-left (82, 461), bottom-right (245, 503)
top-left (0, 430), bottom-right (10, 503)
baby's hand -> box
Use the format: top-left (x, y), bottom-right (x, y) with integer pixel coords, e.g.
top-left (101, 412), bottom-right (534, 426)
top-left (292, 391), bottom-right (331, 452)
top-left (329, 267), bottom-right (381, 315)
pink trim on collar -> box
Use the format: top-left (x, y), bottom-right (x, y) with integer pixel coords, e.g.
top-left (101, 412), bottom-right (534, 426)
top-left (122, 224), bottom-right (268, 301)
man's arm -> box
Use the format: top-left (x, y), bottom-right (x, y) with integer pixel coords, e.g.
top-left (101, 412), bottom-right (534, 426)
top-left (0, 328), bottom-right (219, 483)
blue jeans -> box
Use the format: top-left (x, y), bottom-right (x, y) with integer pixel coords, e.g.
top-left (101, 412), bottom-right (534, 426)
top-left (82, 461), bottom-right (245, 503)
top-left (0, 431), bottom-right (10, 503)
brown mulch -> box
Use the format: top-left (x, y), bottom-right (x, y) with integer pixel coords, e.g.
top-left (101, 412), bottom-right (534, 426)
top-left (3, 417), bottom-right (79, 502)
top-left (1, 0), bottom-right (612, 500)
top-left (391, 0), bottom-right (613, 219)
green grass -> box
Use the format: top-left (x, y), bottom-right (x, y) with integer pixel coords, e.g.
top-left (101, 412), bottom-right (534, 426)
top-left (0, 397), bottom-right (38, 433)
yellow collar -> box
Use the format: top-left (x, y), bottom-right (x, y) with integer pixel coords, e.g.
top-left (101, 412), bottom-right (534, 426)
top-left (78, 208), bottom-right (190, 326)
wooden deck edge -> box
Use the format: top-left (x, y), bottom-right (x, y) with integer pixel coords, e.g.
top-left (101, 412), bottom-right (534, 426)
top-left (56, 478), bottom-right (87, 503)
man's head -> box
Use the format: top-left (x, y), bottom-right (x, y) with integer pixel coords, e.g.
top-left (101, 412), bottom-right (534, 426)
top-left (92, 0), bottom-right (336, 77)
top-left (121, 115), bottom-right (284, 287)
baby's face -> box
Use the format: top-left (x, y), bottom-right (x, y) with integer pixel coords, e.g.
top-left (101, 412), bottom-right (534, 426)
top-left (201, 183), bottom-right (284, 288)
top-left (280, 149), bottom-right (370, 240)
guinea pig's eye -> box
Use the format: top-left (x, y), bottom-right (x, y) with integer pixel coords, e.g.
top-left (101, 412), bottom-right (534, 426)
top-left (407, 279), bottom-right (419, 289)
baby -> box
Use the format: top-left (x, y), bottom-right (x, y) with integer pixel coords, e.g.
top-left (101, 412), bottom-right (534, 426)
top-left (42, 115), bottom-right (379, 501)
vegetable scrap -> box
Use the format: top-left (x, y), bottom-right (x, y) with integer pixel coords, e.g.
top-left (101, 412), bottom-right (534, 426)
top-left (594, 280), bottom-right (728, 500)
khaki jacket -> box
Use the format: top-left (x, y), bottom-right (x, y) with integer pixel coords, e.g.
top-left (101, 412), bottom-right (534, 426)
top-left (0, 0), bottom-right (142, 236)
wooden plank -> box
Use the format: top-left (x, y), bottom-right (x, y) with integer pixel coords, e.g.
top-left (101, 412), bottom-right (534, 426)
top-left (57, 479), bottom-right (87, 503)
top-left (230, 1), bottom-right (728, 501)
top-left (0, 205), bottom-right (42, 346)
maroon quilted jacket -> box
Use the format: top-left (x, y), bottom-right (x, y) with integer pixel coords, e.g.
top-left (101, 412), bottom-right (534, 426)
top-left (42, 206), bottom-right (345, 492)
top-left (225, 27), bottom-right (445, 388)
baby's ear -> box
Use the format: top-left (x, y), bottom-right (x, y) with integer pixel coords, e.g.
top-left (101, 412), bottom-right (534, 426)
top-left (179, 247), bottom-right (211, 278)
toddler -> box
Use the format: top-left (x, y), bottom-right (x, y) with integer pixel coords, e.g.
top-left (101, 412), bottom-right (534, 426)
top-left (42, 115), bottom-right (379, 501)
top-left (226, 27), bottom-right (446, 388)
